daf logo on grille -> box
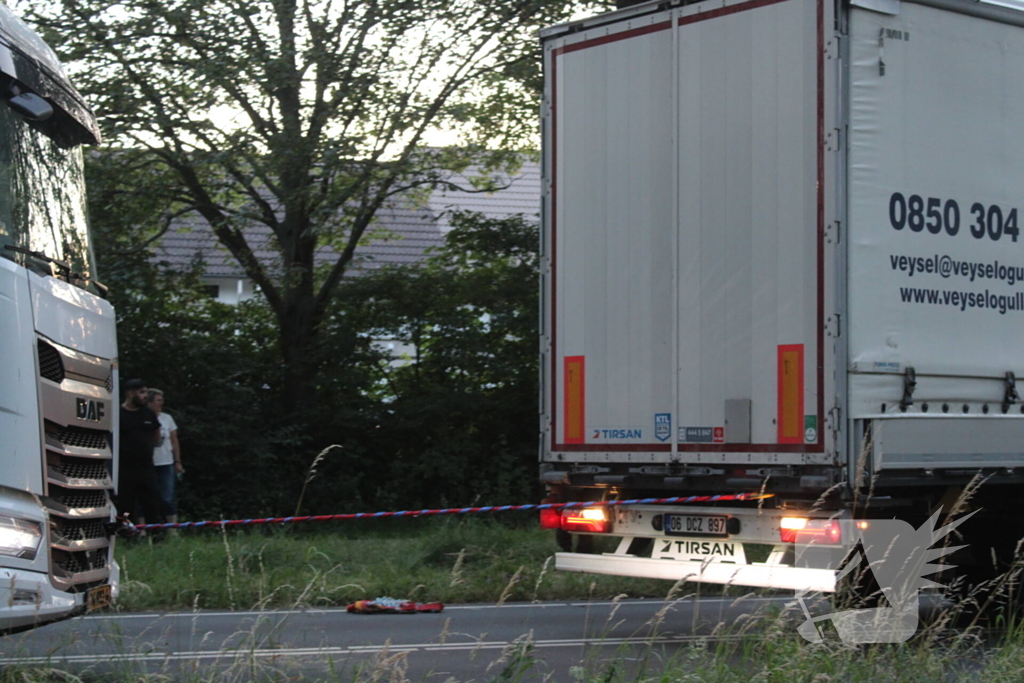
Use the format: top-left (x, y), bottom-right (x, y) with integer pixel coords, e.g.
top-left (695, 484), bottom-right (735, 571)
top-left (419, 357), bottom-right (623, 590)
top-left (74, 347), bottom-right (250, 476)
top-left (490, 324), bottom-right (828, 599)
top-left (76, 398), bottom-right (105, 422)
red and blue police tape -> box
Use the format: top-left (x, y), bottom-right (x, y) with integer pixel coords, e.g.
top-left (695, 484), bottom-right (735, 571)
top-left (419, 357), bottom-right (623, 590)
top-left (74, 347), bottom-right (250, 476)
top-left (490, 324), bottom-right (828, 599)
top-left (127, 492), bottom-right (772, 533)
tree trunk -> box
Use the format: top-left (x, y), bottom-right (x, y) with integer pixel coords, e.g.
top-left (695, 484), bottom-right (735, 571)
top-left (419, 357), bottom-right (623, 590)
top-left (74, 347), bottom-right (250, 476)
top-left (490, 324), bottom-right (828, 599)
top-left (278, 296), bottom-right (320, 412)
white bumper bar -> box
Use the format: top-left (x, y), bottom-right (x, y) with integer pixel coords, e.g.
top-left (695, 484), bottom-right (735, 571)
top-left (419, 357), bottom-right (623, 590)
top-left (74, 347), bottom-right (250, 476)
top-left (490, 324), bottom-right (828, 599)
top-left (555, 552), bottom-right (837, 592)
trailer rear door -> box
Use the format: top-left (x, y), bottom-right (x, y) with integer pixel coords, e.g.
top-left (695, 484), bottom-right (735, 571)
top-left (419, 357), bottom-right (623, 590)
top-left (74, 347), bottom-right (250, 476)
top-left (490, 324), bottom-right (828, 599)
top-left (542, 0), bottom-right (836, 466)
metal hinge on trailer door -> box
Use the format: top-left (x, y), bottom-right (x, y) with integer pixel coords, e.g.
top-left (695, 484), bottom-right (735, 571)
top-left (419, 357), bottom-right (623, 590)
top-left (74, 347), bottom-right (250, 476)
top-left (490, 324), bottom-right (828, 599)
top-left (825, 221), bottom-right (842, 245)
top-left (826, 128), bottom-right (842, 152)
top-left (825, 314), bottom-right (841, 338)
top-left (825, 36), bottom-right (840, 61)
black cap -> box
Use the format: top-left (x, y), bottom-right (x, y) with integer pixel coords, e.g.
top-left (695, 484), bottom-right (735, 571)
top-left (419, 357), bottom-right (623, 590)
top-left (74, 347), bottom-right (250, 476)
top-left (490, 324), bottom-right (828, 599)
top-left (124, 378), bottom-right (147, 391)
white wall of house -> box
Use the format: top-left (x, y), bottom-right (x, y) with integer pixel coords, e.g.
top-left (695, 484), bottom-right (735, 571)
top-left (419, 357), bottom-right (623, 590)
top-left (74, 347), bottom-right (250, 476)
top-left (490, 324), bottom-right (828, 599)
top-left (203, 277), bottom-right (257, 305)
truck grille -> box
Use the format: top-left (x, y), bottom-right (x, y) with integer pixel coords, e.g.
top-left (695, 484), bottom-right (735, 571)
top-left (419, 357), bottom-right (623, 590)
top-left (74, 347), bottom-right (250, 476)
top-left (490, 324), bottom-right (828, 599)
top-left (54, 548), bottom-right (108, 575)
top-left (50, 518), bottom-right (110, 552)
top-left (35, 337), bottom-right (115, 592)
top-left (54, 519), bottom-right (107, 542)
top-left (56, 426), bottom-right (109, 451)
top-left (52, 489), bottom-right (108, 510)
top-left (51, 457), bottom-right (110, 481)
top-left (37, 340), bottom-right (65, 383)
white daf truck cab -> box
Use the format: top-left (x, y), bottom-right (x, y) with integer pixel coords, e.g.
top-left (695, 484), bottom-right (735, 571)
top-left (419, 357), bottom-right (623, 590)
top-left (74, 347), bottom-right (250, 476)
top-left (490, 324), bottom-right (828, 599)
top-left (0, 3), bottom-right (119, 634)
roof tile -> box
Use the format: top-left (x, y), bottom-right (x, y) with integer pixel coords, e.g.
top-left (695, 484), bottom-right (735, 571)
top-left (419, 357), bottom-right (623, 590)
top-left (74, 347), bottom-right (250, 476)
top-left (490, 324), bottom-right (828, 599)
top-left (152, 162), bottom-right (540, 279)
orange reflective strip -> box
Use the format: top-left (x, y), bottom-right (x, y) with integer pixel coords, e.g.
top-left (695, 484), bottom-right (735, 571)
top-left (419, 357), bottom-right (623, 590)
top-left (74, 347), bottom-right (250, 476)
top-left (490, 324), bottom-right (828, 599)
top-left (564, 356), bottom-right (585, 444)
top-left (777, 345), bottom-right (804, 444)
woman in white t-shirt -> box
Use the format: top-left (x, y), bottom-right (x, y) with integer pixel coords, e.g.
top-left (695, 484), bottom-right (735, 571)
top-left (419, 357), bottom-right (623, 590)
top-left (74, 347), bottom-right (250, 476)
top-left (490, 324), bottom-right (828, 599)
top-left (147, 389), bottom-right (183, 524)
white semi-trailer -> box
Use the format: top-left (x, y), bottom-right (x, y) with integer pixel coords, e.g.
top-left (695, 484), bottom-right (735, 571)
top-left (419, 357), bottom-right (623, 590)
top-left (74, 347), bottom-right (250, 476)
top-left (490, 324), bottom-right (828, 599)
top-left (0, 4), bottom-right (119, 632)
top-left (540, 0), bottom-right (1024, 591)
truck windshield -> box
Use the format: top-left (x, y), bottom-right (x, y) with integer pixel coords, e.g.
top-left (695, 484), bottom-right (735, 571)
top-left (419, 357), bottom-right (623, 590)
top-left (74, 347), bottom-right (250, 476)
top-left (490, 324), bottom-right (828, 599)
top-left (0, 98), bottom-right (96, 285)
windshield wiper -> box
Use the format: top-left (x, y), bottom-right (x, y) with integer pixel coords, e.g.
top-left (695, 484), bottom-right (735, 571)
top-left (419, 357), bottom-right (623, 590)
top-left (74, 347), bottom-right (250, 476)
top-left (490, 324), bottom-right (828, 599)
top-left (4, 243), bottom-right (70, 274)
top-left (3, 244), bottom-right (108, 298)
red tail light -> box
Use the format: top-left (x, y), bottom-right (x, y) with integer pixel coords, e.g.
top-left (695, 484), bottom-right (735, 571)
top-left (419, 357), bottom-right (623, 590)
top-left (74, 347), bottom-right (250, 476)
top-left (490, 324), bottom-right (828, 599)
top-left (539, 508), bottom-right (561, 530)
top-left (560, 508), bottom-right (610, 533)
top-left (780, 517), bottom-right (841, 545)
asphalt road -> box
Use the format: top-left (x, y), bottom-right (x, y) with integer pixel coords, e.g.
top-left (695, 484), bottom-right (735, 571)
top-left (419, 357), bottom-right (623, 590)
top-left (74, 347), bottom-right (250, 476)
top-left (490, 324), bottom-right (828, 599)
top-left (0, 595), bottom-right (808, 680)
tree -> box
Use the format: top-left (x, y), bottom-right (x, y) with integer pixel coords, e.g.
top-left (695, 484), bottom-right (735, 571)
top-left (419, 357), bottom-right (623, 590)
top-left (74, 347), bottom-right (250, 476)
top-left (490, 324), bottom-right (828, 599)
top-left (25, 0), bottom-right (591, 406)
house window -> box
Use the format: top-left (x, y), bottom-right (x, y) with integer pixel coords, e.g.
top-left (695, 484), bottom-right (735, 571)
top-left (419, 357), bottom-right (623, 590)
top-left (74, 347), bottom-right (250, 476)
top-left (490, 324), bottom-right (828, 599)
top-left (203, 285), bottom-right (220, 299)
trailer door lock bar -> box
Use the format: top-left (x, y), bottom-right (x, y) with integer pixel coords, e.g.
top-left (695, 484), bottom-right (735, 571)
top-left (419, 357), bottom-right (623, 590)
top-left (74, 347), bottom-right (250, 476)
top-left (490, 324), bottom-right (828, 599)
top-left (900, 367), bottom-right (917, 412)
top-left (1003, 372), bottom-right (1019, 414)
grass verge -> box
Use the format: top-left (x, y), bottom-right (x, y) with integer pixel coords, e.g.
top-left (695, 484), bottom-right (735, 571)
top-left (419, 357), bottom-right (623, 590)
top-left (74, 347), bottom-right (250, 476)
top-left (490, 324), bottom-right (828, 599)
top-left (113, 517), bottom-right (678, 611)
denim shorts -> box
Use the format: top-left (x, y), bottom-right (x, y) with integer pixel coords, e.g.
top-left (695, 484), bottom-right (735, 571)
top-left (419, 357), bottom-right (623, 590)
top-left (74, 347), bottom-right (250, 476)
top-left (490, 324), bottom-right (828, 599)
top-left (154, 464), bottom-right (177, 516)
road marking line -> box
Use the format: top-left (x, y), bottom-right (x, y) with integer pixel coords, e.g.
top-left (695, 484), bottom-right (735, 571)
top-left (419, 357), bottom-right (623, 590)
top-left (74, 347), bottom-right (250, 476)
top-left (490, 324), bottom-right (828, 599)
top-left (79, 596), bottom-right (787, 620)
top-left (0, 634), bottom-right (746, 665)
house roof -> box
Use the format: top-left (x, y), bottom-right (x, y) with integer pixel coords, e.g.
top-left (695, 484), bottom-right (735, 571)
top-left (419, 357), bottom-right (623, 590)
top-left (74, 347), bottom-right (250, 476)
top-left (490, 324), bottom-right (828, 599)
top-left (152, 161), bottom-right (541, 279)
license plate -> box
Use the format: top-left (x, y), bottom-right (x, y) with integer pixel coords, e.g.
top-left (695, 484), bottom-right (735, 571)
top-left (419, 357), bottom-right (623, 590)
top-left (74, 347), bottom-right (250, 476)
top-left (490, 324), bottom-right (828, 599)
top-left (86, 585), bottom-right (112, 612)
top-left (653, 538), bottom-right (746, 563)
top-left (664, 513), bottom-right (729, 537)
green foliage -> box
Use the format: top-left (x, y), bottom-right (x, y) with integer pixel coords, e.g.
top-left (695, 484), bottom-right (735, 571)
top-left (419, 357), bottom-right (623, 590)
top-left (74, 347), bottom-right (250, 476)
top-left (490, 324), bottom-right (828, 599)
top-left (97, 208), bottom-right (539, 519)
top-left (101, 270), bottom-right (386, 519)
top-left (102, 271), bottom-right (328, 518)
top-left (313, 211), bottom-right (542, 513)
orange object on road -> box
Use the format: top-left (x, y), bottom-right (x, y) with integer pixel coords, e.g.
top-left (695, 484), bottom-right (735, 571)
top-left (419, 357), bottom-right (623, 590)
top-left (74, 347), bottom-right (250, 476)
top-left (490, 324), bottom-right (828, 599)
top-left (346, 598), bottom-right (443, 614)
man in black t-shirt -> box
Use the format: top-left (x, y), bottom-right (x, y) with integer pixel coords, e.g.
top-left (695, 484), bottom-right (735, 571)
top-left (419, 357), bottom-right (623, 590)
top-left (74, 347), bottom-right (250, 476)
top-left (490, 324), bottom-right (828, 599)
top-left (115, 378), bottom-right (163, 526)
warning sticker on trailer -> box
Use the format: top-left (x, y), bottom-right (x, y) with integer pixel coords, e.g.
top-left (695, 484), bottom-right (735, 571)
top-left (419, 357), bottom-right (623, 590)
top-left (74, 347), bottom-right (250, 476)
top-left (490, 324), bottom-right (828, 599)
top-left (654, 414), bottom-right (672, 442)
top-left (804, 415), bottom-right (818, 443)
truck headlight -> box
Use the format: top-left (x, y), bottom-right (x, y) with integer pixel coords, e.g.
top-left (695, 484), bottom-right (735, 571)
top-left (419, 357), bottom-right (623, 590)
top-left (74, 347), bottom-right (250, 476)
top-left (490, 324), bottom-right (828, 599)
top-left (0, 515), bottom-right (43, 560)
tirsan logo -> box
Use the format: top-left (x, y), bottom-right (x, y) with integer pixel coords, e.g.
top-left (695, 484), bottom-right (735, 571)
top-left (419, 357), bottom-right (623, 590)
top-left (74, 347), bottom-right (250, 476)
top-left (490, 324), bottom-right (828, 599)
top-left (592, 429), bottom-right (642, 439)
top-left (76, 398), bottom-right (106, 422)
